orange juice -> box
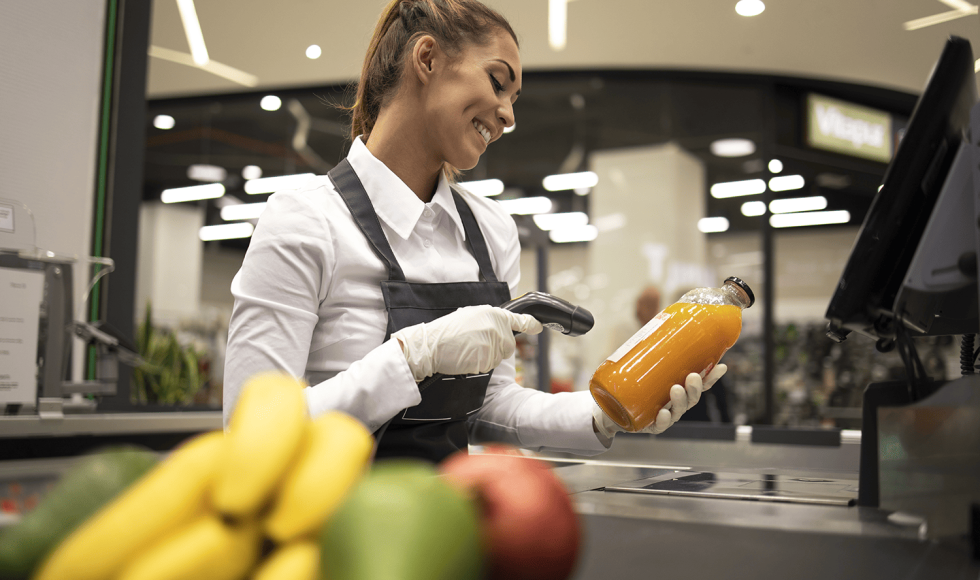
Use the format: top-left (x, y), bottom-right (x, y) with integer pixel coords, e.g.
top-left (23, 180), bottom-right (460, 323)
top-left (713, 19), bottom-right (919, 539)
top-left (590, 278), bottom-right (752, 431)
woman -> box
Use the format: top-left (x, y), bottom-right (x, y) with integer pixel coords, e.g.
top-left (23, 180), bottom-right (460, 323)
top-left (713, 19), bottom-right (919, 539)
top-left (223, 0), bottom-right (725, 462)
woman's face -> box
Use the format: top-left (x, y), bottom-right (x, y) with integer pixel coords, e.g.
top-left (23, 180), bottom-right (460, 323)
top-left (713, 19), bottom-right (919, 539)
top-left (423, 29), bottom-right (521, 171)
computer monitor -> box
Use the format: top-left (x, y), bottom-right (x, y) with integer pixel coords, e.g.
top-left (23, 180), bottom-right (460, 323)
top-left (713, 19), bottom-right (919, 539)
top-left (825, 36), bottom-right (979, 344)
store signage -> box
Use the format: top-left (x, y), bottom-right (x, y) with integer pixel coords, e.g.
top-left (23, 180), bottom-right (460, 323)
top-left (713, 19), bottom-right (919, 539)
top-left (0, 267), bottom-right (43, 405)
top-left (807, 94), bottom-right (893, 163)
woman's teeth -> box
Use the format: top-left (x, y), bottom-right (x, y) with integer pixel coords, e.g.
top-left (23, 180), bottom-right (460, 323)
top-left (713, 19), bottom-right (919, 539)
top-left (473, 120), bottom-right (491, 144)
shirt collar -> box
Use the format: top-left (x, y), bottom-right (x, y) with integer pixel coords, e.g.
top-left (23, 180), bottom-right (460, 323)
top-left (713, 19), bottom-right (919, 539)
top-left (346, 137), bottom-right (465, 241)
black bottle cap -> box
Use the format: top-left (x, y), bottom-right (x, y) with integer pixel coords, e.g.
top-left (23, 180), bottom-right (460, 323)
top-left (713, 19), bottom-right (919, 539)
top-left (724, 276), bottom-right (755, 308)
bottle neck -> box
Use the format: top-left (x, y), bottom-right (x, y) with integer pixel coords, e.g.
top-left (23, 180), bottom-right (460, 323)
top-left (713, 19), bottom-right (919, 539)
top-left (723, 283), bottom-right (750, 309)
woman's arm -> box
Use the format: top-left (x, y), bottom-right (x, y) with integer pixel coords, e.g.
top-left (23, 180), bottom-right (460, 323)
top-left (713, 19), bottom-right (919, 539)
top-left (223, 190), bottom-right (420, 430)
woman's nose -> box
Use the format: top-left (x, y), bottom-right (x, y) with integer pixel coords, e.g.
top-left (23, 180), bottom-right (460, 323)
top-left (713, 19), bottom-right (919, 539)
top-left (498, 101), bottom-right (515, 132)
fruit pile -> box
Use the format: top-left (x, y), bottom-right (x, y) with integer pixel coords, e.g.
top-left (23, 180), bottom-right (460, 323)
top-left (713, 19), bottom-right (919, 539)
top-left (0, 372), bottom-right (581, 580)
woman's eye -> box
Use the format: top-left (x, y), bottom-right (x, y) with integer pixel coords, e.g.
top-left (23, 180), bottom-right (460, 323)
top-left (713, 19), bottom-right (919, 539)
top-left (489, 74), bottom-right (504, 92)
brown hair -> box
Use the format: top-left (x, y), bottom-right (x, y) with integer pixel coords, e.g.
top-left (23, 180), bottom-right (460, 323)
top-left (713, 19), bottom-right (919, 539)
top-left (350, 0), bottom-right (518, 157)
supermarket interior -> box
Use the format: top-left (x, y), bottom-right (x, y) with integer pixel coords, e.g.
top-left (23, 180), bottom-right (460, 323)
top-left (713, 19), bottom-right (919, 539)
top-left (1, 0), bottom-right (980, 578)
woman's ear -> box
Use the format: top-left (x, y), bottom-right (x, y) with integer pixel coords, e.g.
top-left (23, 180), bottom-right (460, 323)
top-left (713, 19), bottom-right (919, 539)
top-left (411, 35), bottom-right (438, 85)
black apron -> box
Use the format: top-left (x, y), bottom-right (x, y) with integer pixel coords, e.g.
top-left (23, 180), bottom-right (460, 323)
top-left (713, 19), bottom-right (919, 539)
top-left (328, 160), bottom-right (512, 463)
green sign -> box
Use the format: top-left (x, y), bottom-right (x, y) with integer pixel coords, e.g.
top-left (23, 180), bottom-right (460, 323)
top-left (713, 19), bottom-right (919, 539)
top-left (807, 93), bottom-right (892, 163)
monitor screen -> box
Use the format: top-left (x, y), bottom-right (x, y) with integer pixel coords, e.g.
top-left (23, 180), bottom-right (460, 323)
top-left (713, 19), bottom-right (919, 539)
top-left (825, 36), bottom-right (978, 343)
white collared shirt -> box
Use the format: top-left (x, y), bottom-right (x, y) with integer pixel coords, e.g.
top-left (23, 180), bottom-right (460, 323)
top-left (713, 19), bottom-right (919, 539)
top-left (223, 137), bottom-right (606, 455)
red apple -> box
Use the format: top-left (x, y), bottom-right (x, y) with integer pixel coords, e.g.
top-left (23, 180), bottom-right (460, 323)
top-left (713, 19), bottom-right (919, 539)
top-left (439, 447), bottom-right (581, 580)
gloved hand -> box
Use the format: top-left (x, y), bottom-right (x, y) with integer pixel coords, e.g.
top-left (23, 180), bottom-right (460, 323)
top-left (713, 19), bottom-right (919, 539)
top-left (392, 305), bottom-right (543, 382)
top-left (592, 364), bottom-right (728, 441)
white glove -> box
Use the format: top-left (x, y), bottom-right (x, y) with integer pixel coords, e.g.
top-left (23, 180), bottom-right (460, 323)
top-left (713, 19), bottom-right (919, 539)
top-left (392, 305), bottom-right (543, 382)
top-left (593, 363), bottom-right (728, 442)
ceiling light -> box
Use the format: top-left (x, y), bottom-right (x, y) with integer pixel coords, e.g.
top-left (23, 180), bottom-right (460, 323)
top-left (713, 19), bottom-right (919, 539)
top-left (497, 196), bottom-right (553, 215)
top-left (710, 138), bottom-right (756, 157)
top-left (770, 210), bottom-right (851, 228)
top-left (741, 201), bottom-right (766, 216)
top-left (768, 174), bottom-right (805, 192)
top-left (549, 0), bottom-right (567, 51)
top-left (244, 173), bottom-right (314, 195)
top-left (533, 212), bottom-right (588, 231)
top-left (459, 178), bottom-right (505, 197)
top-left (593, 212), bottom-right (626, 232)
top-left (161, 183), bottom-right (225, 204)
top-left (550, 225), bottom-right (598, 243)
top-left (153, 115), bottom-right (175, 130)
top-left (769, 196), bottom-right (827, 214)
top-left (221, 202), bottom-right (267, 221)
top-left (148, 45), bottom-right (259, 87)
top-left (735, 0), bottom-right (765, 17)
top-left (903, 2), bottom-right (977, 31)
top-left (503, 124), bottom-right (516, 134)
top-left (710, 179), bottom-right (766, 198)
top-left (768, 159), bottom-right (783, 173)
top-left (698, 217), bottom-right (730, 233)
top-left (187, 164), bottom-right (226, 182)
top-left (175, 0), bottom-right (209, 65)
top-left (543, 171), bottom-right (599, 192)
top-left (199, 222), bottom-right (254, 241)
top-left (242, 165), bottom-right (263, 180)
top-left (260, 95), bottom-right (282, 112)
top-left (306, 45), bottom-right (321, 59)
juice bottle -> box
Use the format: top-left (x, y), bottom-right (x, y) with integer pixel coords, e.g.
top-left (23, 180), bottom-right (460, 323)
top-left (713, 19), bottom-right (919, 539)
top-left (589, 277), bottom-right (754, 431)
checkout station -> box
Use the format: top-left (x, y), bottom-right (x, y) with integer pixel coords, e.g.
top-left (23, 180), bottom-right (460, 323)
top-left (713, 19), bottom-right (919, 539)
top-left (1, 21), bottom-right (980, 580)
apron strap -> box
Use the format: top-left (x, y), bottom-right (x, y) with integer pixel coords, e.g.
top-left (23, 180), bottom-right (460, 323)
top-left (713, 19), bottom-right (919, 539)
top-left (450, 187), bottom-right (500, 283)
top-left (328, 159), bottom-right (406, 282)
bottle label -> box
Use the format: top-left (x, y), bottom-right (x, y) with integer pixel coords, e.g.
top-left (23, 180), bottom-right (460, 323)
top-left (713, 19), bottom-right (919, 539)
top-left (607, 310), bottom-right (671, 363)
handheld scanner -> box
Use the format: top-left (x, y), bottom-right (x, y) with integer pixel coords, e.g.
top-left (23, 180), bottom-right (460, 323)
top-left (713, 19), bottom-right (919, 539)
top-left (501, 292), bottom-right (595, 337)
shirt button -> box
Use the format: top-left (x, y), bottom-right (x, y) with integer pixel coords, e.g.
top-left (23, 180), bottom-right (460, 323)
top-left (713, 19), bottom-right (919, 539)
top-left (423, 208), bottom-right (433, 218)
top-left (423, 239), bottom-right (432, 248)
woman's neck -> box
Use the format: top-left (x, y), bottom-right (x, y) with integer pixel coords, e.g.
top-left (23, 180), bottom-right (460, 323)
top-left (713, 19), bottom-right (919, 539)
top-left (364, 101), bottom-right (442, 203)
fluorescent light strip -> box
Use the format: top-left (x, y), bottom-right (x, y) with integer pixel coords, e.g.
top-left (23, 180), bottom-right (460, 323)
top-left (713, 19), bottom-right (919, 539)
top-left (148, 46), bottom-right (258, 87)
top-left (503, 124), bottom-right (516, 134)
top-left (533, 211), bottom-right (588, 231)
top-left (543, 171), bottom-right (598, 192)
top-left (768, 174), bottom-right (805, 192)
top-left (698, 217), bottom-right (730, 233)
top-left (550, 225), bottom-right (598, 243)
top-left (187, 164), bottom-right (226, 182)
top-left (710, 179), bottom-right (765, 198)
top-left (903, 6), bottom-right (977, 31)
top-left (497, 196), bottom-right (553, 215)
top-left (175, 0), bottom-right (209, 65)
top-left (221, 202), bottom-right (267, 221)
top-left (161, 183), bottom-right (224, 203)
top-left (244, 173), bottom-right (314, 195)
top-left (769, 196), bottom-right (827, 214)
top-left (770, 210), bottom-right (851, 228)
top-left (153, 115), bottom-right (175, 130)
top-left (200, 222), bottom-right (254, 241)
top-left (741, 201), bottom-right (766, 217)
top-left (549, 0), bottom-right (567, 51)
top-left (459, 178), bottom-right (505, 197)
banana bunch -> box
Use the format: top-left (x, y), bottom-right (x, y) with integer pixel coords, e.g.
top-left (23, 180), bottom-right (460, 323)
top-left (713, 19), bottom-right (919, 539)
top-left (30, 371), bottom-right (373, 580)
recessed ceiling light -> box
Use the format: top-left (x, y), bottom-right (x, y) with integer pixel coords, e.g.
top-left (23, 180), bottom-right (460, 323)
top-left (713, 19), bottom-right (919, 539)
top-left (710, 138), bottom-right (756, 158)
top-left (242, 165), bottom-right (263, 180)
top-left (187, 164), bottom-right (226, 182)
top-left (306, 45), bottom-right (321, 59)
top-left (260, 95), bottom-right (282, 111)
top-left (768, 159), bottom-right (783, 173)
top-left (741, 201), bottom-right (766, 216)
top-left (735, 0), bottom-right (765, 17)
top-left (698, 217), bottom-right (730, 233)
top-left (503, 124), bottom-right (516, 134)
top-left (153, 115), bottom-right (175, 130)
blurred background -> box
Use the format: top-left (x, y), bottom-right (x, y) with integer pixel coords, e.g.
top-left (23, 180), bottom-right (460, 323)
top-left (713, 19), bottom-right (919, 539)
top-left (4, 0), bottom-right (978, 427)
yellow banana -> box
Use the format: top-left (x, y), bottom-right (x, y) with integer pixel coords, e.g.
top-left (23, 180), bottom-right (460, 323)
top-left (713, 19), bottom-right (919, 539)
top-left (253, 541), bottom-right (319, 580)
top-left (116, 516), bottom-right (260, 580)
top-left (34, 431), bottom-right (225, 580)
top-left (264, 411), bottom-right (373, 543)
top-left (214, 372), bottom-right (310, 518)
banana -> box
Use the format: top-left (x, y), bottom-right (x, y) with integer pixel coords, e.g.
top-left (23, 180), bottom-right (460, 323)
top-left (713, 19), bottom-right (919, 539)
top-left (264, 411), bottom-right (373, 543)
top-left (33, 431), bottom-right (225, 580)
top-left (214, 371), bottom-right (310, 518)
top-left (253, 541), bottom-right (320, 580)
top-left (116, 516), bottom-right (260, 580)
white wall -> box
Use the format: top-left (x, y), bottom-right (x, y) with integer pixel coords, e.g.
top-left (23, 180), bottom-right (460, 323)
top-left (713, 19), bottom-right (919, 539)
top-left (135, 203), bottom-right (205, 327)
top-left (0, 0), bottom-right (107, 380)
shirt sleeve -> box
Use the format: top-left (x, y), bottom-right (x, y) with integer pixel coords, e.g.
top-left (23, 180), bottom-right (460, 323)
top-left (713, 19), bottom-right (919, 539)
top-left (465, 204), bottom-right (608, 455)
top-left (223, 191), bottom-right (420, 430)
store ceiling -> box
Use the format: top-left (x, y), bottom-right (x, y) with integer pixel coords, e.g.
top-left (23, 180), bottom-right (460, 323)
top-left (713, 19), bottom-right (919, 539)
top-left (142, 0), bottom-right (980, 242)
